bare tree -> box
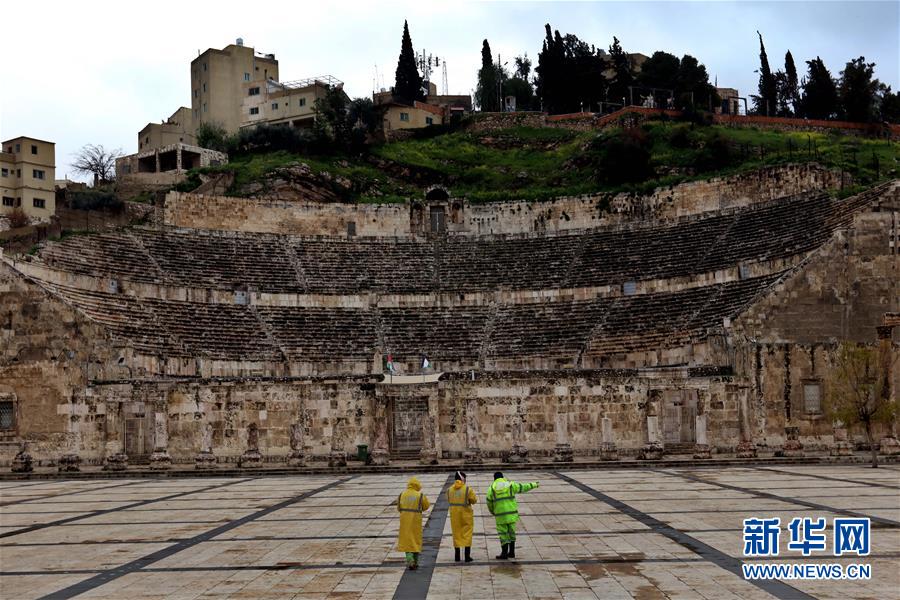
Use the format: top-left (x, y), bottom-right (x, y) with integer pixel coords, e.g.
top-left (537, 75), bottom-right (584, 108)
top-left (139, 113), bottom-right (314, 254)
top-left (826, 342), bottom-right (897, 467)
top-left (72, 144), bottom-right (122, 186)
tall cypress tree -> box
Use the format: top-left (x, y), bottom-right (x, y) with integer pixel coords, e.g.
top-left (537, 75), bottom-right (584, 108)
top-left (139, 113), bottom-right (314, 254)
top-left (607, 37), bottom-right (634, 106)
top-left (753, 31), bottom-right (777, 115)
top-left (784, 51), bottom-right (800, 115)
top-left (394, 20), bottom-right (423, 102)
top-left (476, 39), bottom-right (499, 111)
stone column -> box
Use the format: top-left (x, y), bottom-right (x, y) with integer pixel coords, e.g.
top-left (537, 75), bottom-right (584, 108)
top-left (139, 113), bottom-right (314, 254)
top-left (420, 410), bottom-right (439, 465)
top-left (735, 390), bottom-right (758, 458)
top-left (103, 402), bottom-right (128, 472)
top-left (553, 406), bottom-right (574, 462)
top-left (830, 421), bottom-right (854, 457)
top-left (598, 417), bottom-right (618, 461)
top-left (239, 423), bottom-right (263, 468)
top-left (876, 326), bottom-right (900, 455)
top-left (638, 415), bottom-right (664, 460)
top-left (370, 399), bottom-right (390, 466)
top-left (289, 421), bottom-right (307, 467)
top-left (195, 422), bottom-right (217, 469)
top-left (506, 403), bottom-right (529, 463)
top-left (328, 418), bottom-right (347, 467)
top-left (149, 411), bottom-right (172, 470)
top-left (780, 425), bottom-right (805, 457)
top-left (58, 401), bottom-right (82, 472)
top-left (11, 442), bottom-right (33, 473)
top-left (693, 414), bottom-right (711, 459)
top-left (463, 397), bottom-right (482, 464)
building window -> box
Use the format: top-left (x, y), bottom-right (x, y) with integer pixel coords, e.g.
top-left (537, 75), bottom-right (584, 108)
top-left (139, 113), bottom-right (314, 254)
top-left (250, 107), bottom-right (259, 115)
top-left (16, 169), bottom-right (21, 178)
top-left (623, 281), bottom-right (637, 296)
top-left (14, 143), bottom-right (20, 153)
top-left (33, 198), bottom-right (46, 209)
top-left (272, 102), bottom-right (278, 110)
top-left (299, 98), bottom-right (306, 107)
top-left (249, 87), bottom-right (260, 96)
top-left (1, 168), bottom-right (8, 177)
top-left (803, 382), bottom-right (822, 414)
top-left (400, 112), bottom-right (410, 122)
top-left (203, 62), bottom-right (207, 71)
top-left (31, 145), bottom-right (38, 155)
top-left (2, 197), bottom-right (14, 207)
top-left (203, 103), bottom-right (207, 112)
top-left (202, 83), bottom-right (207, 93)
top-left (244, 72), bottom-right (250, 81)
top-left (194, 89), bottom-right (198, 98)
top-left (0, 400), bottom-right (15, 430)
top-left (33, 169), bottom-right (45, 180)
top-left (426, 117), bottom-right (434, 125)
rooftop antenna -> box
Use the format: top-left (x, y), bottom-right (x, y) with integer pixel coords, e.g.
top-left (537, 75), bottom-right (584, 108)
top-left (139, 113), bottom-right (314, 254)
top-left (442, 59), bottom-right (449, 95)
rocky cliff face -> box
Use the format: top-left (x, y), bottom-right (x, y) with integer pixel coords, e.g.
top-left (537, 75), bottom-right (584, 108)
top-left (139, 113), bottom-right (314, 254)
top-left (237, 163), bottom-right (355, 203)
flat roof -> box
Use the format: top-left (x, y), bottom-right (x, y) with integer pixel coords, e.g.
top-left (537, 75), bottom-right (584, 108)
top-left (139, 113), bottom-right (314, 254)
top-left (2, 136), bottom-right (55, 146)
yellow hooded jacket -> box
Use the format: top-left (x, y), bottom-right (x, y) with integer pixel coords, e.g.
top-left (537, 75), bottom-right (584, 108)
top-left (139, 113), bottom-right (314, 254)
top-left (447, 479), bottom-right (477, 547)
top-left (396, 477), bottom-right (431, 552)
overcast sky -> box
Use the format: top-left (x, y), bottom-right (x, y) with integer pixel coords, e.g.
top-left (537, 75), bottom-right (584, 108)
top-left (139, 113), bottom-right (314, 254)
top-left (1, 1), bottom-right (896, 182)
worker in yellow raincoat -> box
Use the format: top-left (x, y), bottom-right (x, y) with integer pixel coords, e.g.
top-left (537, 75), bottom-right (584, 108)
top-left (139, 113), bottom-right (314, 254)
top-left (396, 476), bottom-right (431, 569)
top-left (447, 470), bottom-right (477, 562)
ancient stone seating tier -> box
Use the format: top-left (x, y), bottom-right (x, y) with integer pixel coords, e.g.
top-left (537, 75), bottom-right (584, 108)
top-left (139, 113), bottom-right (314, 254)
top-left (379, 306), bottom-right (492, 361)
top-left (37, 272), bottom-right (785, 366)
top-left (39, 282), bottom-right (185, 357)
top-left (254, 306), bottom-right (377, 360)
top-left (36, 190), bottom-right (870, 296)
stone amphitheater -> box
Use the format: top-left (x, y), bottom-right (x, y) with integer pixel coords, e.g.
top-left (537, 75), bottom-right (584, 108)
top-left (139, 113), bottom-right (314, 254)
top-left (0, 163), bottom-right (898, 470)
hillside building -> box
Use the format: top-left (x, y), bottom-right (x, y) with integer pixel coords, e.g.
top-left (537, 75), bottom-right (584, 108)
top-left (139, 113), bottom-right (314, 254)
top-left (0, 136), bottom-right (55, 222)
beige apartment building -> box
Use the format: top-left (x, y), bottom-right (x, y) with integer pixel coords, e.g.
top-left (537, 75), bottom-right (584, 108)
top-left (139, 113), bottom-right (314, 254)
top-left (0, 137), bottom-right (55, 221)
top-left (191, 40), bottom-right (279, 134)
top-left (138, 107), bottom-right (196, 152)
top-left (241, 76), bottom-right (341, 130)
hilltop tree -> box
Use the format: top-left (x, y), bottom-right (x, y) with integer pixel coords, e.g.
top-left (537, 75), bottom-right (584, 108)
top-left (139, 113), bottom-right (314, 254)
top-left (676, 54), bottom-right (717, 110)
top-left (839, 57), bottom-right (880, 122)
top-left (502, 54), bottom-right (535, 111)
top-left (607, 36), bottom-right (634, 106)
top-left (826, 343), bottom-right (897, 468)
top-left (752, 31), bottom-right (777, 116)
top-left (535, 25), bottom-right (607, 114)
top-left (783, 51), bottom-right (800, 115)
top-left (879, 86), bottom-right (900, 122)
top-left (535, 24), bottom-right (567, 113)
top-left (800, 56), bottom-right (839, 119)
top-left (637, 51), bottom-right (680, 107)
top-left (475, 39), bottom-right (500, 112)
top-left (394, 20), bottom-right (423, 102)
top-left (72, 144), bottom-right (121, 186)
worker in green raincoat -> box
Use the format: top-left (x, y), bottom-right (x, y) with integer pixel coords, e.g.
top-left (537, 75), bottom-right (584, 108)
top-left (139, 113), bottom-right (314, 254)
top-left (485, 471), bottom-right (539, 559)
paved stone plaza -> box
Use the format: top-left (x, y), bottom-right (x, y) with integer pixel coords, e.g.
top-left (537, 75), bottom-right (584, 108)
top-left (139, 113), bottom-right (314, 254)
top-left (1, 465), bottom-right (898, 599)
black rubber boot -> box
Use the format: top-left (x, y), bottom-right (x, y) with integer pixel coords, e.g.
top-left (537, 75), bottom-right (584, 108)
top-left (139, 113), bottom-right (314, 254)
top-left (465, 546), bottom-right (473, 562)
top-left (454, 547), bottom-right (461, 562)
top-left (508, 540), bottom-right (516, 558)
top-left (495, 543), bottom-right (509, 559)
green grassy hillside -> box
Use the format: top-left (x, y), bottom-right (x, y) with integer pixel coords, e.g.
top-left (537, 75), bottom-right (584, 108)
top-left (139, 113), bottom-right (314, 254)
top-left (197, 121), bottom-right (899, 203)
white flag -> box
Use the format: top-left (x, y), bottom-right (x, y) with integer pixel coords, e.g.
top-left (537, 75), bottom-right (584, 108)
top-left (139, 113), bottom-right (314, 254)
top-left (422, 357), bottom-right (431, 369)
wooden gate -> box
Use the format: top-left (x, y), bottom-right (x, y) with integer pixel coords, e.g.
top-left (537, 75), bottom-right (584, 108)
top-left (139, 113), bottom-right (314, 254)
top-left (390, 397), bottom-right (427, 456)
top-left (662, 390), bottom-right (698, 445)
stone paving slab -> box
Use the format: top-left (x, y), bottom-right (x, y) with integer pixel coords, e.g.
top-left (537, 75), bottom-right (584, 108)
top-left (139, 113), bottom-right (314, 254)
top-left (0, 466), bottom-right (897, 599)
